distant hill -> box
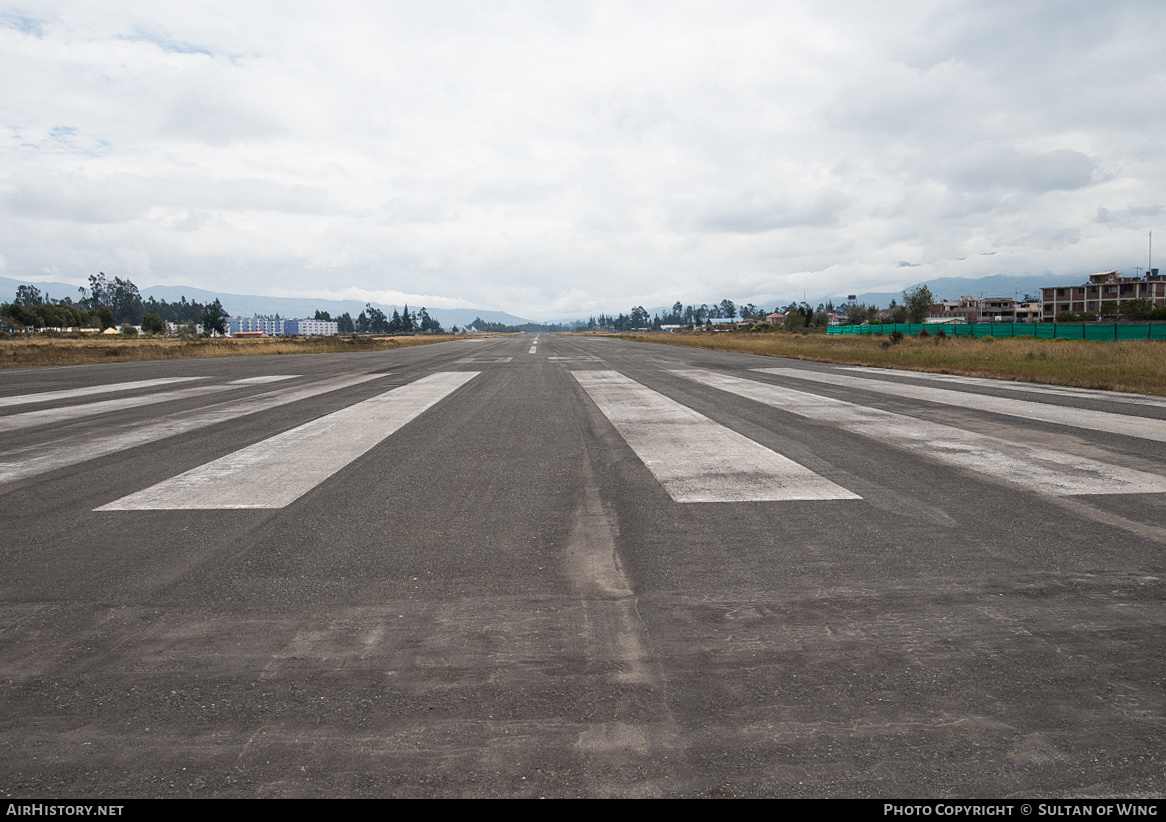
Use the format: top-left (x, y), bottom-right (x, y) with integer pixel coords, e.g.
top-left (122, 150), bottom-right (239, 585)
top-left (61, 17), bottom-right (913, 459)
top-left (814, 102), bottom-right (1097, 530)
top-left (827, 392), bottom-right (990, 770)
top-left (836, 274), bottom-right (1072, 309)
top-left (0, 276), bottom-right (532, 329)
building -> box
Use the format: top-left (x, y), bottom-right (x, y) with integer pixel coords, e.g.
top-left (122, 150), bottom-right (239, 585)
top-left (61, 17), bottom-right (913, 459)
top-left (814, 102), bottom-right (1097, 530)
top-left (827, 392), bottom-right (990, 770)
top-left (928, 297), bottom-right (977, 323)
top-left (284, 318), bottom-right (339, 336)
top-left (1015, 300), bottom-right (1042, 323)
top-left (1041, 271), bottom-right (1166, 320)
top-left (229, 316), bottom-right (286, 336)
top-left (979, 297), bottom-right (1016, 323)
top-left (929, 295), bottom-right (1041, 324)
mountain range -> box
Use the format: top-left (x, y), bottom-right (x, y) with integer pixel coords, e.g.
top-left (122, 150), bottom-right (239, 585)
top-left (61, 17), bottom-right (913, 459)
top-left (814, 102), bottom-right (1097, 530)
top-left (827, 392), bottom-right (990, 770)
top-left (1, 271), bottom-right (1099, 327)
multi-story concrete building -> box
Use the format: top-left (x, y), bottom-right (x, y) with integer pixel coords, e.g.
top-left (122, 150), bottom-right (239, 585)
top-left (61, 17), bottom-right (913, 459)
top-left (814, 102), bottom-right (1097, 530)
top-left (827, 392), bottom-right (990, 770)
top-left (929, 297), bottom-right (977, 323)
top-left (1041, 271), bottom-right (1166, 319)
top-left (284, 318), bottom-right (339, 336)
top-left (228, 317), bottom-right (286, 336)
top-left (930, 296), bottom-right (1042, 324)
top-left (1015, 300), bottom-right (1042, 323)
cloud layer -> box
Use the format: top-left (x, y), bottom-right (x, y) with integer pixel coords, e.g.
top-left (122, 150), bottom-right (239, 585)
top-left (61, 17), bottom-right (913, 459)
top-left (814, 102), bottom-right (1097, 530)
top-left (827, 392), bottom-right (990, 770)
top-left (2, 1), bottom-right (1163, 318)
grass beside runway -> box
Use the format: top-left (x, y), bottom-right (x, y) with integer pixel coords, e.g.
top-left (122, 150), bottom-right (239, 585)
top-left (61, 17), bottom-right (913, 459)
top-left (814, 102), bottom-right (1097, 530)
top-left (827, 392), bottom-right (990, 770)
top-left (0, 333), bottom-right (466, 369)
top-left (594, 331), bottom-right (1166, 395)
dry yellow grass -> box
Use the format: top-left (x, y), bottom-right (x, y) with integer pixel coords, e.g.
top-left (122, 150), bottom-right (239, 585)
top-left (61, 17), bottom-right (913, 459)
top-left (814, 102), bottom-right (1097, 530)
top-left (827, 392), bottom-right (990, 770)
top-left (604, 330), bottom-right (1166, 396)
top-left (0, 334), bottom-right (462, 369)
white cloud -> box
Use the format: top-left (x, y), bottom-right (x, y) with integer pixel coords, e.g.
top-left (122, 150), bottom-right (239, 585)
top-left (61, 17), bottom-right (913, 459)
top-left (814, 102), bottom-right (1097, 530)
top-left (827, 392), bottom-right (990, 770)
top-left (1, 1), bottom-right (1164, 318)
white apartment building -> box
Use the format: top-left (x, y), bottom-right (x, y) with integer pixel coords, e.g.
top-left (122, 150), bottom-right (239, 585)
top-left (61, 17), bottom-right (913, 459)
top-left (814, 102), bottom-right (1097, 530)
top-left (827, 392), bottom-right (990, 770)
top-left (284, 318), bottom-right (339, 336)
top-left (228, 317), bottom-right (286, 336)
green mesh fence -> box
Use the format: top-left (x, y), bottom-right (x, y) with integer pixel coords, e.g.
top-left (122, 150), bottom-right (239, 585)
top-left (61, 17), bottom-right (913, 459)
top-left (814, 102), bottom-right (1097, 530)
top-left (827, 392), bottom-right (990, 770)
top-left (827, 322), bottom-right (1166, 340)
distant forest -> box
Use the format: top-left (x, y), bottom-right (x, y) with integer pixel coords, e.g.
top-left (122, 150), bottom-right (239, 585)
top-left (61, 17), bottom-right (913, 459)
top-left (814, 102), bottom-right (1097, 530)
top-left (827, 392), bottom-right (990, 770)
top-left (0, 273), bottom-right (454, 336)
top-left (5, 274), bottom-right (860, 336)
top-left (586, 299), bottom-right (841, 332)
top-left (0, 273), bottom-right (228, 333)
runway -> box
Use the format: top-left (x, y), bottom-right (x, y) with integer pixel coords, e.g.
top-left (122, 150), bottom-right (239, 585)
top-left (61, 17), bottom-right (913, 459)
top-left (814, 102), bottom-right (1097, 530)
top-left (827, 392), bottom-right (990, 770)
top-left (1, 334), bottom-right (1162, 797)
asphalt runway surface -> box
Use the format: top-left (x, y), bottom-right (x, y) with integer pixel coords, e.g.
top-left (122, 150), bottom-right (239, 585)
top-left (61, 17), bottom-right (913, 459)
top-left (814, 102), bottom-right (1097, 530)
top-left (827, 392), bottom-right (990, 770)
top-left (1, 335), bottom-right (1162, 798)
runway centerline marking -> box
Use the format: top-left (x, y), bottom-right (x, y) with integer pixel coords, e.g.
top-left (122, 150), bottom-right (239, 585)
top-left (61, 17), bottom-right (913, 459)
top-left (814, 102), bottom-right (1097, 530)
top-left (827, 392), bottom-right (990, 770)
top-left (676, 369), bottom-right (1166, 496)
top-left (97, 371), bottom-right (479, 510)
top-left (572, 370), bottom-right (859, 503)
top-left (758, 367), bottom-right (1166, 443)
top-left (0, 377), bottom-right (206, 409)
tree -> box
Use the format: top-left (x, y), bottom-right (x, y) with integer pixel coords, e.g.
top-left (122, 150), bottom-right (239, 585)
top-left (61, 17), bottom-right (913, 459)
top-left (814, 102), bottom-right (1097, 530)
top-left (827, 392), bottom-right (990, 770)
top-left (141, 313), bottom-right (166, 335)
top-left (418, 307), bottom-right (442, 333)
top-left (110, 277), bottom-right (143, 324)
top-left (846, 303), bottom-right (868, 325)
top-left (364, 304), bottom-right (388, 333)
top-left (1119, 298), bottom-right (1155, 321)
top-left (200, 299), bottom-right (229, 336)
top-left (903, 285), bottom-right (934, 323)
top-left (1, 302), bottom-right (38, 329)
top-left (80, 272), bottom-right (111, 312)
top-left (14, 285), bottom-right (43, 306)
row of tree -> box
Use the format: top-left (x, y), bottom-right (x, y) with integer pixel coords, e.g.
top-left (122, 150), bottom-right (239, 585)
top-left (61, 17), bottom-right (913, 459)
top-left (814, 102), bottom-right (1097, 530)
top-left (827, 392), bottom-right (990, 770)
top-left (584, 297), bottom-right (848, 332)
top-left (844, 286), bottom-right (934, 326)
top-left (1, 273), bottom-right (453, 336)
top-left (339, 304), bottom-right (444, 334)
top-left (1, 273), bottom-right (231, 334)
top-left (584, 288), bottom-right (944, 333)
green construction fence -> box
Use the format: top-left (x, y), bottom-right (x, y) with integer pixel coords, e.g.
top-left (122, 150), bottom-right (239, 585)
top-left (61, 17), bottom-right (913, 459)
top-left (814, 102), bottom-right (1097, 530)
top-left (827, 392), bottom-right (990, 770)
top-left (827, 322), bottom-right (1166, 341)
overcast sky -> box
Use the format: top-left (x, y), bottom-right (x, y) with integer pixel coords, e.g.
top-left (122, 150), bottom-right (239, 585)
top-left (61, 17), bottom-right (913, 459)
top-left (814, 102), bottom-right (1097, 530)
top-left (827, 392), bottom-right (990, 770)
top-left (2, 1), bottom-right (1163, 319)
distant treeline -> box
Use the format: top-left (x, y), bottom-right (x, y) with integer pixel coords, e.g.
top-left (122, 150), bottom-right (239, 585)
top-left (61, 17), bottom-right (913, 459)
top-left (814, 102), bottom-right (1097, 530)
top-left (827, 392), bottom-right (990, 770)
top-left (586, 299), bottom-right (845, 332)
top-left (1, 273), bottom-right (228, 333)
top-left (327, 304), bottom-right (444, 335)
top-left (465, 318), bottom-right (584, 333)
top-left (0, 273), bottom-right (455, 336)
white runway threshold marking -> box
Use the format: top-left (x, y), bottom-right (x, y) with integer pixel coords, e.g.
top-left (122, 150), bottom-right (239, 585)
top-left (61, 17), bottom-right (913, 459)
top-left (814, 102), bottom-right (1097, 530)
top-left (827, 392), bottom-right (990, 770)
top-left (759, 367), bottom-right (1166, 443)
top-left (0, 383), bottom-right (241, 433)
top-left (230, 375), bottom-right (299, 384)
top-left (572, 370), bottom-right (859, 503)
top-left (675, 369), bottom-right (1166, 496)
top-left (0, 373), bottom-right (385, 486)
top-left (0, 377), bottom-right (205, 409)
top-left (838, 366), bottom-right (1166, 408)
top-left (98, 371), bottom-right (478, 510)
